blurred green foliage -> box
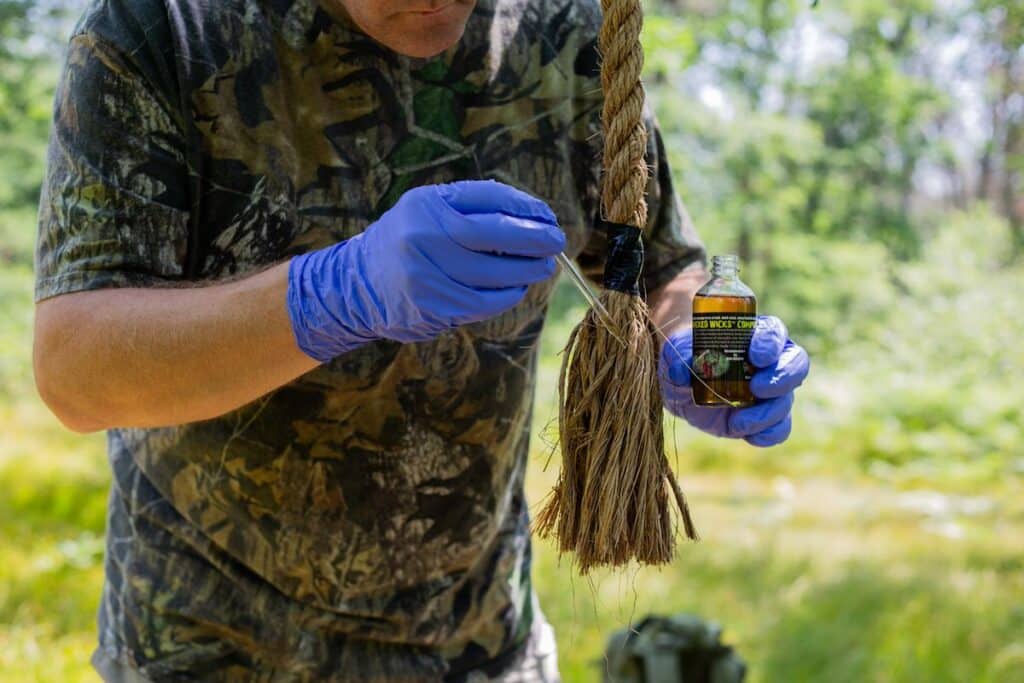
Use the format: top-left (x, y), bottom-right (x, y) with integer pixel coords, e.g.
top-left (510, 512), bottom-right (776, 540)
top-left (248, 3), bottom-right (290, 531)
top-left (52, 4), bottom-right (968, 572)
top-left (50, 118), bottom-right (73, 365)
top-left (643, 0), bottom-right (1024, 483)
top-left (0, 0), bottom-right (1022, 681)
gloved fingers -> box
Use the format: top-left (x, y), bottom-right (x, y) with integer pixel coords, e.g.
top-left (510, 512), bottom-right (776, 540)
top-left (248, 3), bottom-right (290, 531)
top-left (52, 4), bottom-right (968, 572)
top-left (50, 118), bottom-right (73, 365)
top-left (750, 340), bottom-right (810, 399)
top-left (440, 210), bottom-right (566, 258)
top-left (680, 403), bottom-right (732, 436)
top-left (436, 180), bottom-right (558, 224)
top-left (442, 283), bottom-right (529, 324)
top-left (660, 383), bottom-right (693, 416)
top-left (726, 392), bottom-right (793, 437)
top-left (659, 330), bottom-right (694, 387)
top-left (659, 362), bottom-right (693, 412)
top-left (744, 415), bottom-right (792, 448)
top-left (434, 249), bottom-right (558, 289)
top-left (748, 315), bottom-right (788, 368)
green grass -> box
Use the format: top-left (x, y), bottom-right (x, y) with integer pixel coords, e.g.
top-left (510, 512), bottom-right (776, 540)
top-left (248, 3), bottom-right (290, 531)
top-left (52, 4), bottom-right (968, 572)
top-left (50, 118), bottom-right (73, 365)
top-left (3, 270), bottom-right (1024, 682)
top-left (0, 399), bottom-right (107, 681)
top-left (528, 464), bottom-right (1024, 682)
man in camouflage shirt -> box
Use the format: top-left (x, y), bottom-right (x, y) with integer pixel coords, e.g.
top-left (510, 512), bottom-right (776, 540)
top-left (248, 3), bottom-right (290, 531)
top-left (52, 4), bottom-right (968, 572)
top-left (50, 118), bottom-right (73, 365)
top-left (33, 0), bottom-right (717, 680)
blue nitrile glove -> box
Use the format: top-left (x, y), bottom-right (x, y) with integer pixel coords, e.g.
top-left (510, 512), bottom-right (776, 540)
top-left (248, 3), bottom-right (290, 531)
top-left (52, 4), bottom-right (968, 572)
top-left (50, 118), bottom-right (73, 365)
top-left (287, 180), bottom-right (565, 362)
top-left (658, 316), bottom-right (810, 447)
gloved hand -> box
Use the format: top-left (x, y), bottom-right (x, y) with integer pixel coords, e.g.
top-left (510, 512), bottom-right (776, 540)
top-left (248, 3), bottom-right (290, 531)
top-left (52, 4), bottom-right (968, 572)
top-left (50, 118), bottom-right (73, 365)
top-left (287, 180), bottom-right (565, 362)
top-left (659, 316), bottom-right (810, 447)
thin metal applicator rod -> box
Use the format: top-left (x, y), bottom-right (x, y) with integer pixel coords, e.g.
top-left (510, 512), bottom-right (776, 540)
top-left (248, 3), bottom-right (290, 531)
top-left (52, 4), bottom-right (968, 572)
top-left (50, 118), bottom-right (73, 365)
top-left (555, 252), bottom-right (611, 320)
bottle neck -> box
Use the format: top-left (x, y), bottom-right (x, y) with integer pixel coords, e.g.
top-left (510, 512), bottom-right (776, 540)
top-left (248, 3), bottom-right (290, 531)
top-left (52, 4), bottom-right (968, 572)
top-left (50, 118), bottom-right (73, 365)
top-left (711, 255), bottom-right (739, 280)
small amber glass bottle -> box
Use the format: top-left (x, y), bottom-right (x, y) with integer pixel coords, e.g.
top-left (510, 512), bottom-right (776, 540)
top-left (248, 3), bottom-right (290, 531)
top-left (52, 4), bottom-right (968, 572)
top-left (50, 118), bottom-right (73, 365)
top-left (691, 255), bottom-right (757, 407)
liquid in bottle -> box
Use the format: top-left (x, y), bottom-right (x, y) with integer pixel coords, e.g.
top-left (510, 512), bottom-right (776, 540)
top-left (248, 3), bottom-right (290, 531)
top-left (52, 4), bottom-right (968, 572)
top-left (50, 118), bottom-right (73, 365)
top-left (691, 255), bottom-right (757, 407)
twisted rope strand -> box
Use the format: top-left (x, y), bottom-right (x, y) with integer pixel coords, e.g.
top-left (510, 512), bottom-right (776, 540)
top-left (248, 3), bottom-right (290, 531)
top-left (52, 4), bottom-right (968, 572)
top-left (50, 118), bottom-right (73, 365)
top-left (600, 0), bottom-right (648, 229)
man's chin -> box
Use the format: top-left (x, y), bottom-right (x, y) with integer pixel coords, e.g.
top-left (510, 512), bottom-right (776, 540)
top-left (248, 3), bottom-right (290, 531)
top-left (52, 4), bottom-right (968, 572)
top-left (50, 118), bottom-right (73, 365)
top-left (377, 4), bottom-right (474, 58)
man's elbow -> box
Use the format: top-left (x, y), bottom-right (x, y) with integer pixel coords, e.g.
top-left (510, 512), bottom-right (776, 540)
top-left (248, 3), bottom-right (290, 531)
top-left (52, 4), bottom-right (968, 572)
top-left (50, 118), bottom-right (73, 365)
top-left (33, 355), bottom-right (105, 434)
top-left (33, 302), bottom-right (107, 434)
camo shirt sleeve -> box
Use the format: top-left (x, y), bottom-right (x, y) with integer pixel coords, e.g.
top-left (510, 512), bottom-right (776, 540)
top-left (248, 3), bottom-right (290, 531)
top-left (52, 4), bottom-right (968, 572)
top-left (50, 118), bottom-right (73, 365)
top-left (34, 32), bottom-right (190, 302)
top-left (641, 117), bottom-right (708, 291)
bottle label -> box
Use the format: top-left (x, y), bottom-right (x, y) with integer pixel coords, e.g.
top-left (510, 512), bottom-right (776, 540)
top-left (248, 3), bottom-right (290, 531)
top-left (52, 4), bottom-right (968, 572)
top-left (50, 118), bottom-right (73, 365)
top-left (691, 313), bottom-right (756, 383)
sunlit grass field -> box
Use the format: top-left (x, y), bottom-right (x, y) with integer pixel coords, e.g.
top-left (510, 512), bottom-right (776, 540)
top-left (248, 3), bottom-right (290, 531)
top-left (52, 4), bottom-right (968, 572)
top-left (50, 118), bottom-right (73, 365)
top-left (2, 262), bottom-right (1023, 681)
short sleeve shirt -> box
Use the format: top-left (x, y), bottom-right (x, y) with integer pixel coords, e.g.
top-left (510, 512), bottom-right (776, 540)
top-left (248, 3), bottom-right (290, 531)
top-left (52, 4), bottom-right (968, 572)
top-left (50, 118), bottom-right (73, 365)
top-left (35, 0), bottom-right (705, 679)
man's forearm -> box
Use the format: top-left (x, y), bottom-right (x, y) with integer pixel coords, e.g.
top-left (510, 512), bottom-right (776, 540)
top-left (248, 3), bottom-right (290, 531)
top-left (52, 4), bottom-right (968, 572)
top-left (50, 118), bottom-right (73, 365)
top-left (647, 262), bottom-right (709, 339)
top-left (33, 261), bottom-right (319, 432)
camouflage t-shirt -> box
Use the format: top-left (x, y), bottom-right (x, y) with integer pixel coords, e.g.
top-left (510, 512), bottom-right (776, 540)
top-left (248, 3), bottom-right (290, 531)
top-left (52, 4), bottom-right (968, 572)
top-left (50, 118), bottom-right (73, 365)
top-left (34, 0), bottom-right (704, 679)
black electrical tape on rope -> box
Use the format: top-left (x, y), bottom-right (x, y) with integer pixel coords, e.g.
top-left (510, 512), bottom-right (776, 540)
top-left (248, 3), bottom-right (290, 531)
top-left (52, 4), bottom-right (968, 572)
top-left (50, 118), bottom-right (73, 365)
top-left (599, 219), bottom-right (644, 296)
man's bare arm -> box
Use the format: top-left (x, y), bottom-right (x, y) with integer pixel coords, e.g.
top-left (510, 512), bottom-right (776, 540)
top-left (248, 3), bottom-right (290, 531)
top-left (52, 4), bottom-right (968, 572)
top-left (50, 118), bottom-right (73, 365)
top-left (33, 261), bottom-right (319, 433)
top-left (647, 262), bottom-right (709, 339)
top-left (34, 183), bottom-right (568, 434)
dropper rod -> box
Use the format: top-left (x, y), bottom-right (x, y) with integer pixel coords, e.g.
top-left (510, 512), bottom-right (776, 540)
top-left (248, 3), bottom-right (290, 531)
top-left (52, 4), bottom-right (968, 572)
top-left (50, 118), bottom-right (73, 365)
top-left (556, 252), bottom-right (611, 321)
